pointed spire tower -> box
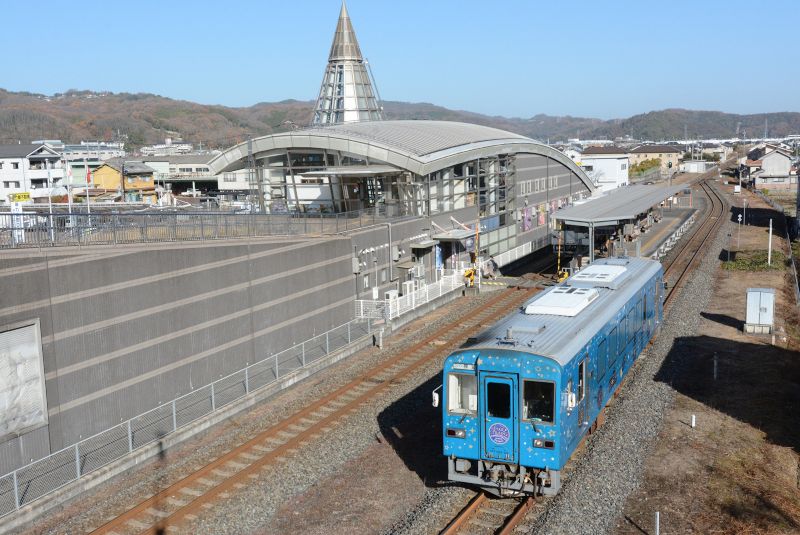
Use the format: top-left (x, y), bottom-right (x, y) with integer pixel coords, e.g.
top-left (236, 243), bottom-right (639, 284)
top-left (312, 2), bottom-right (383, 125)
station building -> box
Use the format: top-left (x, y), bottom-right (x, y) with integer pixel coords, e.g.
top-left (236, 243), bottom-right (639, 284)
top-left (209, 120), bottom-right (597, 279)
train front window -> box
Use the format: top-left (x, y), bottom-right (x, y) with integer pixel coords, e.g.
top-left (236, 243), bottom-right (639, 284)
top-left (523, 381), bottom-right (554, 423)
top-left (448, 373), bottom-right (477, 414)
top-left (487, 382), bottom-right (510, 418)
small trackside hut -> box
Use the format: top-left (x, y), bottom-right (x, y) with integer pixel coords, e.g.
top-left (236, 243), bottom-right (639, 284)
top-left (436, 257), bottom-right (664, 496)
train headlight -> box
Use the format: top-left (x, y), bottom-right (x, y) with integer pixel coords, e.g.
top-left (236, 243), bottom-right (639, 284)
top-left (446, 428), bottom-right (466, 438)
top-left (533, 439), bottom-right (544, 448)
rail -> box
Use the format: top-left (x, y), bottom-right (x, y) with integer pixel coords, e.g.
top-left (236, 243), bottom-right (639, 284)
top-left (0, 205), bottom-right (415, 248)
top-left (355, 269), bottom-right (465, 320)
top-left (0, 318), bottom-right (374, 520)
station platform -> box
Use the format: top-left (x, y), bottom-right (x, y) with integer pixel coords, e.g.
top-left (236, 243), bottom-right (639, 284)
top-left (621, 207), bottom-right (697, 257)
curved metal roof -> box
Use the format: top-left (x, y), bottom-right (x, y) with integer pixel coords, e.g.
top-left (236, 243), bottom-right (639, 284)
top-left (208, 120), bottom-right (595, 192)
top-left (309, 120), bottom-right (530, 157)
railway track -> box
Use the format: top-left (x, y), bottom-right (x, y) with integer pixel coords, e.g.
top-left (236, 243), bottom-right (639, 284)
top-left (440, 492), bottom-right (535, 535)
top-left (662, 178), bottom-right (727, 307)
top-left (88, 285), bottom-right (540, 535)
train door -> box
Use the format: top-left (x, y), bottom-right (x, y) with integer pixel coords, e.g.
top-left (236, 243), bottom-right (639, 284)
top-left (577, 357), bottom-right (587, 428)
top-left (479, 372), bottom-right (518, 463)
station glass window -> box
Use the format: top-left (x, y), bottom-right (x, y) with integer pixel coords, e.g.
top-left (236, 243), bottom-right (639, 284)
top-left (486, 382), bottom-right (510, 418)
top-left (523, 381), bottom-right (554, 423)
top-left (362, 274), bottom-right (369, 290)
top-left (447, 373), bottom-right (477, 414)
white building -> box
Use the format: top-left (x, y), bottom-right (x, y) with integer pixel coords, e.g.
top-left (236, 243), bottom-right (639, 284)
top-left (63, 141), bottom-right (126, 161)
top-left (0, 144), bottom-right (64, 204)
top-left (140, 138), bottom-right (193, 156)
top-left (577, 146), bottom-right (629, 192)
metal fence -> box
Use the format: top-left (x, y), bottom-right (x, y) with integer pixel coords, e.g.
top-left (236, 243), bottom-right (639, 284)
top-left (355, 269), bottom-right (465, 320)
top-left (0, 205), bottom-right (415, 249)
top-left (0, 318), bottom-right (373, 519)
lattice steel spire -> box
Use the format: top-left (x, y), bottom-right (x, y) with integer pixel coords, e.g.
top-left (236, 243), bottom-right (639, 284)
top-left (312, 1), bottom-right (383, 125)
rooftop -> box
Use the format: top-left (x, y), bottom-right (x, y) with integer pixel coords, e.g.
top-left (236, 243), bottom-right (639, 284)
top-left (104, 158), bottom-right (156, 174)
top-left (302, 120), bottom-right (529, 158)
top-left (554, 184), bottom-right (684, 225)
top-left (581, 146), bottom-right (628, 155)
top-left (0, 144), bottom-right (49, 159)
top-left (460, 257), bottom-right (662, 365)
top-left (630, 144), bottom-right (682, 154)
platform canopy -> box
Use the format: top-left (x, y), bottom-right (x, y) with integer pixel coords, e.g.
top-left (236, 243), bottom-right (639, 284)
top-left (554, 184), bottom-right (684, 227)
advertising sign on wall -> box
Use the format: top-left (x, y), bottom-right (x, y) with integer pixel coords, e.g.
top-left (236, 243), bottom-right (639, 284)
top-left (0, 322), bottom-right (47, 440)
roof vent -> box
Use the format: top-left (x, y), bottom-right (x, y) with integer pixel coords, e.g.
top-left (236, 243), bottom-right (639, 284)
top-left (569, 264), bottom-right (629, 289)
top-left (524, 287), bottom-right (600, 317)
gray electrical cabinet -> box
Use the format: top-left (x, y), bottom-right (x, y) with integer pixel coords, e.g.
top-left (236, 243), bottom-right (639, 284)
top-left (744, 288), bottom-right (775, 334)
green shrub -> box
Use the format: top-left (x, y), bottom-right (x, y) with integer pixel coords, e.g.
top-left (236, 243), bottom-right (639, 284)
top-left (721, 250), bottom-right (786, 271)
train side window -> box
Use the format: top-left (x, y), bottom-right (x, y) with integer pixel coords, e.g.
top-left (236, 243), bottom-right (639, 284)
top-left (626, 308), bottom-right (636, 342)
top-left (487, 382), bottom-right (510, 418)
top-left (609, 327), bottom-right (618, 362)
top-left (598, 339), bottom-right (607, 377)
top-left (523, 381), bottom-right (554, 423)
top-left (448, 373), bottom-right (477, 414)
top-left (578, 360), bottom-right (586, 402)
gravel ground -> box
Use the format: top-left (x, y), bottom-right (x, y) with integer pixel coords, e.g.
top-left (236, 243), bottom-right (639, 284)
top-left (20, 288), bottom-right (506, 535)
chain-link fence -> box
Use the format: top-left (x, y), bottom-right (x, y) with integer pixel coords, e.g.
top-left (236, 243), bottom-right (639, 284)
top-left (0, 318), bottom-right (373, 519)
top-left (0, 205), bottom-right (415, 249)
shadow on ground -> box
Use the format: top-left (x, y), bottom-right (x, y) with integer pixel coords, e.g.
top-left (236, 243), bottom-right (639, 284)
top-left (729, 205), bottom-right (788, 231)
top-left (376, 374), bottom-right (448, 488)
top-left (699, 311), bottom-right (742, 330)
top-left (655, 334), bottom-right (800, 453)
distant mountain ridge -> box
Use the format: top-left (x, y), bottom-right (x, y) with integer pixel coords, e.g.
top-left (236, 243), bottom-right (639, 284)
top-left (0, 88), bottom-right (798, 150)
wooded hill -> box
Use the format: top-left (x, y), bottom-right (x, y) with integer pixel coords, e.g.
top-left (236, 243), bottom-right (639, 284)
top-left (1, 88), bottom-right (798, 150)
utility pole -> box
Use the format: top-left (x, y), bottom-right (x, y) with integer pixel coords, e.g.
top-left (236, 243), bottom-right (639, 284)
top-left (767, 218), bottom-right (772, 265)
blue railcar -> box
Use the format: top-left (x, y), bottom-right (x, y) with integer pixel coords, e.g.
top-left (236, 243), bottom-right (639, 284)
top-left (437, 257), bottom-right (664, 496)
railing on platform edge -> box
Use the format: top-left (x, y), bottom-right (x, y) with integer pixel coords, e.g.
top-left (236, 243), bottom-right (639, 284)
top-left (0, 317), bottom-right (374, 519)
top-left (0, 205), bottom-right (416, 249)
top-left (354, 269), bottom-right (464, 321)
top-left (493, 241), bottom-right (534, 269)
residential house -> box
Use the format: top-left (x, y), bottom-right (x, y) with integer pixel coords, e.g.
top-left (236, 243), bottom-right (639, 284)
top-left (93, 158), bottom-right (157, 203)
top-left (577, 146), bottom-right (629, 191)
top-left (700, 143), bottom-right (732, 162)
top-left (0, 144), bottom-right (64, 205)
top-left (628, 144), bottom-right (682, 176)
top-left (748, 148), bottom-right (795, 190)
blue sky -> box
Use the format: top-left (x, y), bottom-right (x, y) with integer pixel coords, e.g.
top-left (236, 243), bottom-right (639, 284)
top-left (2, 0), bottom-right (797, 119)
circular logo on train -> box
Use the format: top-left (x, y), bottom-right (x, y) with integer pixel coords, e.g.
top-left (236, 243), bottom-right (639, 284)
top-left (488, 423), bottom-right (510, 445)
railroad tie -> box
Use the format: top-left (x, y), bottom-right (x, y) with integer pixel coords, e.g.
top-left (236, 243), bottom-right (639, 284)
top-left (144, 507), bottom-right (170, 518)
top-left (125, 519), bottom-right (151, 530)
top-left (179, 487), bottom-right (203, 497)
top-left (240, 451), bottom-right (260, 461)
top-left (166, 496), bottom-right (188, 508)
